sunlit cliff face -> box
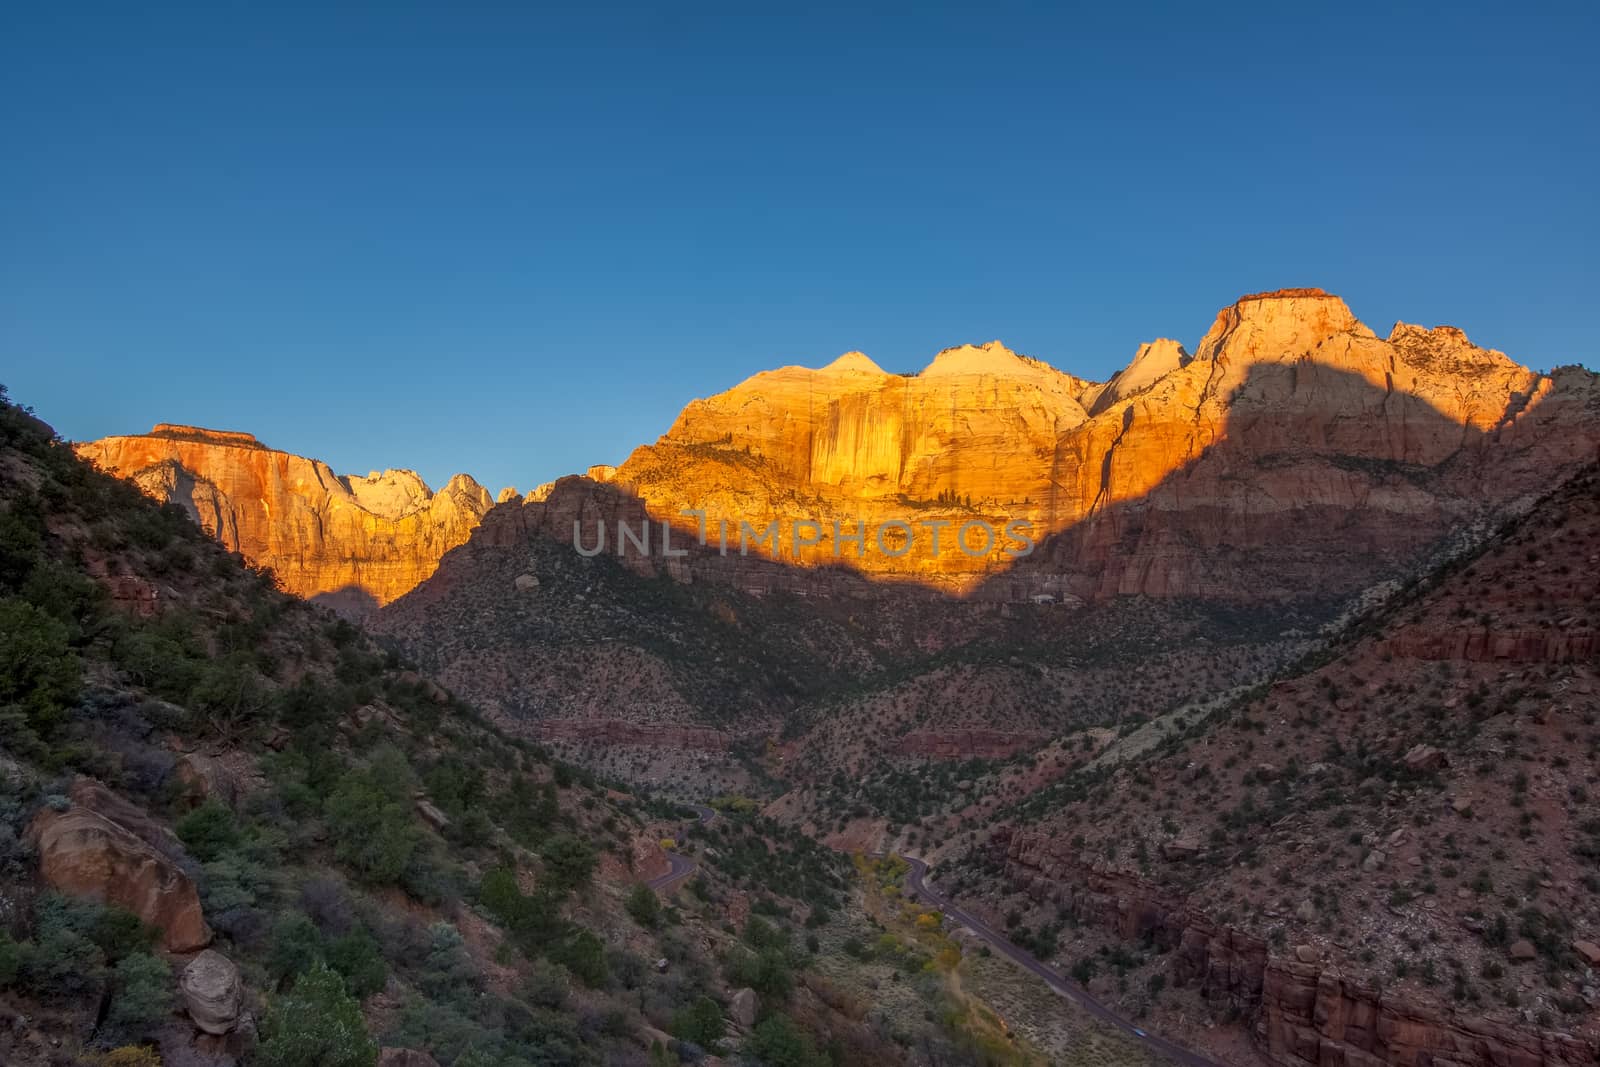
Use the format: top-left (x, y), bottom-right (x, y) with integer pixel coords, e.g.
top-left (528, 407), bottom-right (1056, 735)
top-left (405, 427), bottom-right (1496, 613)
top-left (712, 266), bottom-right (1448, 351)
top-left (74, 427), bottom-right (495, 612)
top-left (76, 289), bottom-right (1600, 609)
top-left (596, 288), bottom-right (1584, 592)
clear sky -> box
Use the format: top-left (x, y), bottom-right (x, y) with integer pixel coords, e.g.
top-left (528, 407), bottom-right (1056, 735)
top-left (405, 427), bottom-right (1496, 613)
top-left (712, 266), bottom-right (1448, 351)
top-left (3, 3), bottom-right (1597, 493)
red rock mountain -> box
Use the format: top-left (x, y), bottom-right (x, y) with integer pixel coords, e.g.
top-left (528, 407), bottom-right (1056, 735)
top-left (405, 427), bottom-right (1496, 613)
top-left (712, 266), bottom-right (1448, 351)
top-left (602, 288), bottom-right (1598, 600)
top-left (357, 290), bottom-right (1599, 788)
top-left (955, 460), bottom-right (1600, 1066)
top-left (75, 425), bottom-right (494, 613)
top-left (81, 289), bottom-right (1599, 614)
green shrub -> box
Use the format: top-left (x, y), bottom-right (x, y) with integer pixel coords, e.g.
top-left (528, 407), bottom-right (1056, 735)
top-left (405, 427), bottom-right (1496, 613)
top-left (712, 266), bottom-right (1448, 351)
top-left (539, 833), bottom-right (595, 893)
top-left (0, 931), bottom-right (20, 986)
top-left (626, 883), bottom-right (662, 929)
top-left (327, 928), bottom-right (387, 998)
top-left (670, 994), bottom-right (725, 1047)
top-left (21, 916), bottom-right (104, 997)
top-left (746, 1015), bottom-right (830, 1067)
top-left (551, 928), bottom-right (608, 988)
top-left (0, 597), bottom-right (80, 732)
top-left (478, 867), bottom-right (523, 924)
top-left (177, 800), bottom-right (242, 862)
top-left (267, 913), bottom-right (325, 985)
top-left (417, 922), bottom-right (478, 1005)
top-left (324, 748), bottom-right (421, 884)
top-left (257, 962), bottom-right (377, 1067)
top-left (726, 946), bottom-right (793, 1000)
top-left (106, 952), bottom-right (173, 1034)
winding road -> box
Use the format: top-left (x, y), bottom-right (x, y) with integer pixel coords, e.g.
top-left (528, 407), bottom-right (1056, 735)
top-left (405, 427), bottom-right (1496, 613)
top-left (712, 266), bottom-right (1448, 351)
top-left (900, 855), bottom-right (1222, 1067)
top-left (647, 803), bottom-right (717, 891)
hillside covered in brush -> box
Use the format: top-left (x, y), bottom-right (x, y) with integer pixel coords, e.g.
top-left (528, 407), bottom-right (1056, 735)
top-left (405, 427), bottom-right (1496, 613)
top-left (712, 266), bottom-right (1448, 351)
top-left (8, 385), bottom-right (1114, 1067)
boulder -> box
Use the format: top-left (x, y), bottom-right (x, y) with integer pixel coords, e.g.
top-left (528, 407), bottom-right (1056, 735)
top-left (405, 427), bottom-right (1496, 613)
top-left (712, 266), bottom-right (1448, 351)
top-left (729, 987), bottom-right (759, 1029)
top-left (1509, 939), bottom-right (1538, 962)
top-left (172, 753), bottom-right (238, 810)
top-left (180, 950), bottom-right (243, 1035)
top-left (513, 573), bottom-right (540, 592)
top-left (1294, 944), bottom-right (1319, 964)
top-left (1573, 939), bottom-right (1600, 967)
top-left (1162, 838), bottom-right (1202, 862)
top-left (1402, 744), bottom-right (1447, 772)
top-left (28, 798), bottom-right (210, 952)
top-left (416, 799), bottom-right (451, 832)
top-left (70, 776), bottom-right (183, 854)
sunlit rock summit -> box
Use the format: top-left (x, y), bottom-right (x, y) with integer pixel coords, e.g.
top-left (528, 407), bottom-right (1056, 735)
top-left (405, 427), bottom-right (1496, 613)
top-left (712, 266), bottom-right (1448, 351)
top-left (75, 424), bottom-right (493, 612)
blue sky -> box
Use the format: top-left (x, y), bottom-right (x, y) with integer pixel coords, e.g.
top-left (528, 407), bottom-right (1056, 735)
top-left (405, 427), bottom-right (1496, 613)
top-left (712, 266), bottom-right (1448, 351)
top-left (3, 3), bottom-right (1596, 493)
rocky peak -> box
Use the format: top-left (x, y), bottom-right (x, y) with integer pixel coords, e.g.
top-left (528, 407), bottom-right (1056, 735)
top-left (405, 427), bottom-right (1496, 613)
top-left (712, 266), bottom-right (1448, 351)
top-left (1083, 338), bottom-right (1192, 414)
top-left (921, 340), bottom-right (1038, 378)
top-left (1194, 287), bottom-right (1373, 364)
top-left (76, 430), bottom-right (495, 613)
top-left (148, 424), bottom-right (267, 450)
top-left (819, 351), bottom-right (887, 376)
top-left (344, 469), bottom-right (435, 519)
top-left (1387, 321), bottom-right (1523, 375)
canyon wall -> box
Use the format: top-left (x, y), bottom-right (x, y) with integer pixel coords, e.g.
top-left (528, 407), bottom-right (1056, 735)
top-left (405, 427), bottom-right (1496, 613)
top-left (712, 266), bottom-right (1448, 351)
top-left (78, 290), bottom-right (1600, 613)
top-left (603, 289), bottom-right (1600, 600)
top-left (1003, 829), bottom-right (1598, 1067)
top-left (75, 425), bottom-right (493, 613)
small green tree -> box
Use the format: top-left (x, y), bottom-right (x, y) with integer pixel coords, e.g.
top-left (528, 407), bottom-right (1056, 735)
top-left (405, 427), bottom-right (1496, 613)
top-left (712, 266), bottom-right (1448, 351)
top-left (669, 994), bottom-right (725, 1047)
top-left (552, 928), bottom-right (608, 988)
top-left (266, 913), bottom-right (324, 985)
top-left (106, 952), bottom-right (173, 1034)
top-left (477, 866), bottom-right (524, 925)
top-left (0, 932), bottom-right (22, 986)
top-left (747, 1015), bottom-right (829, 1067)
top-left (625, 883), bottom-right (662, 929)
top-left (324, 752), bottom-right (421, 884)
top-left (539, 833), bottom-right (595, 893)
top-left (326, 928), bottom-right (387, 999)
top-left (176, 800), bottom-right (242, 862)
top-left (0, 597), bottom-right (80, 732)
top-left (257, 962), bottom-right (377, 1067)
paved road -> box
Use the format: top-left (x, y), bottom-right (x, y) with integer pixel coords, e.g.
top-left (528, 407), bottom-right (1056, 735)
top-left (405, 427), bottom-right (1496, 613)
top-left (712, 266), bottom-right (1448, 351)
top-left (647, 803), bottom-right (717, 891)
top-left (898, 855), bottom-right (1222, 1067)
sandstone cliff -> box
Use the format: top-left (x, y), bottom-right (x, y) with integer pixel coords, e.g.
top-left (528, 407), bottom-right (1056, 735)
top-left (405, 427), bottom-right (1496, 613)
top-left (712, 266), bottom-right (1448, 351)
top-left (77, 290), bottom-right (1599, 613)
top-left (75, 425), bottom-right (493, 612)
top-left (604, 289), bottom-right (1600, 599)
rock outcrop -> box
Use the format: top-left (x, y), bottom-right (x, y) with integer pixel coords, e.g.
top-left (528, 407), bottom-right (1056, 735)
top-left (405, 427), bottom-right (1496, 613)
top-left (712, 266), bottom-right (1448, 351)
top-left (730, 987), bottom-right (759, 1029)
top-left (75, 425), bottom-right (493, 613)
top-left (566, 289), bottom-right (1598, 601)
top-left (28, 785), bottom-right (210, 952)
top-left (171, 752), bottom-right (239, 810)
top-left (180, 950), bottom-right (243, 1035)
top-left (1003, 829), bottom-right (1600, 1067)
top-left (78, 292), bottom-right (1600, 612)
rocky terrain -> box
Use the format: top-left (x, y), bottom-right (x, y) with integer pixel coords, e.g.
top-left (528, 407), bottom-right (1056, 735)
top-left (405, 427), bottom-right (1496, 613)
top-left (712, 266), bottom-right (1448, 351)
top-left (7, 388), bottom-right (1138, 1067)
top-left (75, 425), bottom-right (496, 614)
top-left (357, 290), bottom-right (1600, 795)
top-left (923, 461), bottom-right (1600, 1066)
top-left (54, 287), bottom-right (1600, 1067)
